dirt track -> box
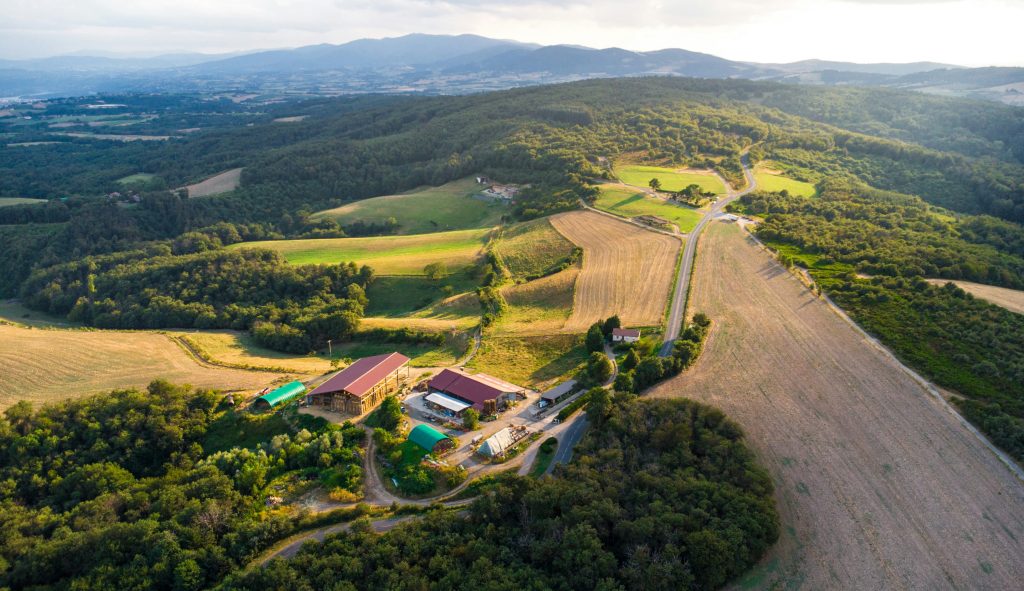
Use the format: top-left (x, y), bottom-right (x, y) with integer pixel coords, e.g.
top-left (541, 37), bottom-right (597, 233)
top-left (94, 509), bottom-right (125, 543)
top-left (550, 210), bottom-right (679, 330)
top-left (649, 222), bottom-right (1024, 590)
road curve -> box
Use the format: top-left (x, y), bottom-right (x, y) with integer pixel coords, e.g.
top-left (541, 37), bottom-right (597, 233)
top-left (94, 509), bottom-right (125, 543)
top-left (660, 151), bottom-right (756, 356)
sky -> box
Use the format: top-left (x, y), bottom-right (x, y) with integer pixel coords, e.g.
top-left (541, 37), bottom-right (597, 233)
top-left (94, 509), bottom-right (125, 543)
top-left (1, 0), bottom-right (1022, 66)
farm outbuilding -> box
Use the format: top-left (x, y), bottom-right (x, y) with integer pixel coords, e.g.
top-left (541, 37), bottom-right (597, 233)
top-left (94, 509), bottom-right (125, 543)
top-left (477, 427), bottom-right (525, 458)
top-left (253, 381), bottom-right (306, 409)
top-left (307, 352), bottom-right (410, 415)
top-left (428, 369), bottom-right (527, 413)
top-left (408, 424), bottom-right (454, 454)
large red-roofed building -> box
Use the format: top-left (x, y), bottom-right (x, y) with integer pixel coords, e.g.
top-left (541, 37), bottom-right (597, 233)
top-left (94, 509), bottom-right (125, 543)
top-left (428, 368), bottom-right (527, 413)
top-left (307, 352), bottom-right (410, 415)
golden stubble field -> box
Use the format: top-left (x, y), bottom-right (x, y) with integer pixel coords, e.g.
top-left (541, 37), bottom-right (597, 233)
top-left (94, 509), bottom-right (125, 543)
top-left (0, 324), bottom-right (278, 410)
top-left (649, 222), bottom-right (1024, 590)
top-left (550, 210), bottom-right (680, 331)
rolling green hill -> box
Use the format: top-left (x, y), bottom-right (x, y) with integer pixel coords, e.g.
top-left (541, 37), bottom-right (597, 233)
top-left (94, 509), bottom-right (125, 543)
top-left (312, 177), bottom-right (508, 234)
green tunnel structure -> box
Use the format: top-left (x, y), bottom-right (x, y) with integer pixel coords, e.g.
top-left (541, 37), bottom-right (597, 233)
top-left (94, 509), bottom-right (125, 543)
top-left (254, 381), bottom-right (306, 408)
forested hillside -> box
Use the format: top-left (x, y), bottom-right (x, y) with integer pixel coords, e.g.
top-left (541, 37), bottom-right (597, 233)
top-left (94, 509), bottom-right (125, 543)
top-left (4, 78), bottom-right (1023, 302)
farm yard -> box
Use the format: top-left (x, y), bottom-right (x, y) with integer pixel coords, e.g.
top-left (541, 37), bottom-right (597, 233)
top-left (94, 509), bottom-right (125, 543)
top-left (649, 222), bottom-right (1024, 589)
top-left (753, 166), bottom-right (818, 197)
top-left (490, 217), bottom-right (578, 279)
top-left (0, 323), bottom-right (275, 410)
top-left (185, 167), bottom-right (243, 197)
top-left (550, 210), bottom-right (680, 331)
top-left (924, 279), bottom-right (1024, 315)
top-left (313, 177), bottom-right (507, 234)
top-left (614, 164), bottom-right (727, 194)
top-left (233, 228), bottom-right (490, 273)
top-left (594, 185), bottom-right (703, 232)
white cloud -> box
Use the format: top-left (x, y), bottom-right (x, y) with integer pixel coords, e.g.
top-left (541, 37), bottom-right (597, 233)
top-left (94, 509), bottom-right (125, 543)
top-left (0, 0), bottom-right (1020, 66)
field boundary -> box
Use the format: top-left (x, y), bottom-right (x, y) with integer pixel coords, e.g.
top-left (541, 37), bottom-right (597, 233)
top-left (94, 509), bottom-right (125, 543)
top-left (741, 228), bottom-right (1024, 483)
top-left (170, 334), bottom-right (301, 375)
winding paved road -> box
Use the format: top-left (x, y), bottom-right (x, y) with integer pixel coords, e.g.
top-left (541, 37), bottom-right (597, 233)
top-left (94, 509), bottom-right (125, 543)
top-left (660, 151), bottom-right (756, 356)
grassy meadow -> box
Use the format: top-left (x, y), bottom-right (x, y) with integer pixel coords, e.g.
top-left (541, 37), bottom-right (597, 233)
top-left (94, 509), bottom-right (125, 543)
top-left (594, 185), bottom-right (703, 232)
top-left (0, 197), bottom-right (47, 207)
top-left (614, 164), bottom-right (726, 194)
top-left (466, 333), bottom-right (587, 388)
top-left (313, 177), bottom-right (507, 234)
top-left (233, 228), bottom-right (490, 273)
top-left (498, 266), bottom-right (578, 335)
top-left (116, 172), bottom-right (157, 185)
top-left (754, 169), bottom-right (817, 197)
top-left (491, 218), bottom-right (578, 279)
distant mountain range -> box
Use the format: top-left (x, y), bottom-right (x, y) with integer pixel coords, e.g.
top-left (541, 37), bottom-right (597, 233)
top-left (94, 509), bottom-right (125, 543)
top-left (1, 33), bottom-right (1021, 105)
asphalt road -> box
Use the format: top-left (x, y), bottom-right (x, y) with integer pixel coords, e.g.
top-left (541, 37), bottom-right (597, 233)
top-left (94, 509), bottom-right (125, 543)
top-left (660, 151), bottom-right (756, 356)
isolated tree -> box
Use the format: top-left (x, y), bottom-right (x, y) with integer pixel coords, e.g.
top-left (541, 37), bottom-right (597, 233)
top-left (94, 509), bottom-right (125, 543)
top-left (634, 357), bottom-right (664, 391)
top-left (614, 370), bottom-right (635, 393)
top-left (601, 315), bottom-right (621, 339)
top-left (648, 178), bottom-right (662, 191)
top-left (587, 351), bottom-right (613, 384)
top-left (620, 348), bottom-right (641, 372)
top-left (377, 396), bottom-right (403, 432)
top-left (462, 408), bottom-right (480, 431)
top-left (585, 323), bottom-right (605, 352)
top-left (424, 262), bottom-right (449, 281)
top-left (586, 387), bottom-right (612, 426)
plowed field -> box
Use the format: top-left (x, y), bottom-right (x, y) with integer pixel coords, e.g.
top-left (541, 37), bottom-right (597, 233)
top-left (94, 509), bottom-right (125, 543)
top-left (649, 222), bottom-right (1024, 590)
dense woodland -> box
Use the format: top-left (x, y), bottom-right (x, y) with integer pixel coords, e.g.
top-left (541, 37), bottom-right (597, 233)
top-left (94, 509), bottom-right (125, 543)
top-left (0, 384), bottom-right (777, 590)
top-left (734, 181), bottom-right (1024, 460)
top-left (224, 397), bottom-right (778, 591)
top-left (0, 381), bottom-right (367, 590)
top-left (19, 242), bottom-right (372, 353)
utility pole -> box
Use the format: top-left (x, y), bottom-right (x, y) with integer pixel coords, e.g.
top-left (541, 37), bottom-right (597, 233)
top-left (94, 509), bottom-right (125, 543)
top-left (327, 339), bottom-right (332, 358)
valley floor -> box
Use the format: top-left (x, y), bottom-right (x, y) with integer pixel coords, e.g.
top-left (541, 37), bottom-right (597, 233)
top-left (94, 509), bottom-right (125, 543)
top-left (649, 221), bottom-right (1024, 590)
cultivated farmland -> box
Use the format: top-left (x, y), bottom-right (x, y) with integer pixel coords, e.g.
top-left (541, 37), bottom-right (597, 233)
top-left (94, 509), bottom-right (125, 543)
top-left (185, 167), bottom-right (243, 197)
top-left (491, 218), bottom-right (578, 279)
top-left (550, 210), bottom-right (680, 330)
top-left (649, 222), bottom-right (1024, 590)
top-left (313, 177), bottom-right (506, 234)
top-left (614, 164), bottom-right (726, 194)
top-left (925, 279), bottom-right (1024, 315)
top-left (594, 185), bottom-right (703, 232)
top-left (233, 228), bottom-right (490, 273)
top-left (0, 324), bottom-right (274, 410)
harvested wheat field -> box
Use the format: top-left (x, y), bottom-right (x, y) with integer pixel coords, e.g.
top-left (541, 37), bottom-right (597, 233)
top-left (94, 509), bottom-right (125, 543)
top-left (925, 279), bottom-right (1024, 315)
top-left (186, 168), bottom-right (243, 197)
top-left (499, 266), bottom-right (579, 335)
top-left (649, 222), bottom-right (1024, 590)
top-left (550, 210), bottom-right (680, 331)
top-left (0, 324), bottom-right (276, 410)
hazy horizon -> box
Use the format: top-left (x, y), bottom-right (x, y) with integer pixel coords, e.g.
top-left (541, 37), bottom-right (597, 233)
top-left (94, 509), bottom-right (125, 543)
top-left (1, 0), bottom-right (1022, 67)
